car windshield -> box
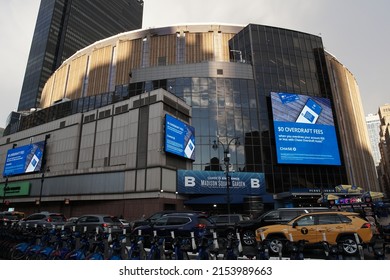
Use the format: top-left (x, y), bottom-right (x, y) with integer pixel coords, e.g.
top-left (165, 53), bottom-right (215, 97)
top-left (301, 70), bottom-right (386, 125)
top-left (199, 217), bottom-right (214, 226)
top-left (104, 216), bottom-right (120, 223)
top-left (50, 215), bottom-right (66, 222)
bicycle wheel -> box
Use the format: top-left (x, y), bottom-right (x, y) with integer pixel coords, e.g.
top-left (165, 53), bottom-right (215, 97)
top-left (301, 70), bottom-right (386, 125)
top-left (86, 252), bottom-right (104, 260)
top-left (65, 249), bottom-right (86, 260)
top-left (11, 248), bottom-right (26, 260)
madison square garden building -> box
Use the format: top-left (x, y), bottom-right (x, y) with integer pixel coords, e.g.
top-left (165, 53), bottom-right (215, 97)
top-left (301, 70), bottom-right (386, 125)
top-left (0, 24), bottom-right (378, 219)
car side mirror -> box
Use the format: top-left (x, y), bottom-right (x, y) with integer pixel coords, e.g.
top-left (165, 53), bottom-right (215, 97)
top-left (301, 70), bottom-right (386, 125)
top-left (292, 221), bottom-right (298, 228)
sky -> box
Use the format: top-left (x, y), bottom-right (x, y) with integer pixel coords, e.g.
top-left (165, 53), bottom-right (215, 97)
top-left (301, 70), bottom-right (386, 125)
top-left (0, 0), bottom-right (389, 128)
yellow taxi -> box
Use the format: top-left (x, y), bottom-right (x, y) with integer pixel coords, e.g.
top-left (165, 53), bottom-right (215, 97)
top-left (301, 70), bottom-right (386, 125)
top-left (255, 211), bottom-right (374, 255)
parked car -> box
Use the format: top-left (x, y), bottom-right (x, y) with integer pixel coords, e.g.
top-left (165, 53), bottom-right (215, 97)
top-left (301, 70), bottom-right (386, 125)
top-left (130, 210), bottom-right (207, 231)
top-left (64, 214), bottom-right (123, 233)
top-left (18, 212), bottom-right (67, 229)
top-left (131, 212), bottom-right (214, 248)
top-left (119, 218), bottom-right (131, 232)
top-left (67, 217), bottom-right (79, 223)
top-left (236, 207), bottom-right (330, 246)
top-left (209, 214), bottom-right (250, 239)
top-left (130, 210), bottom-right (177, 230)
top-left (0, 211), bottom-right (25, 224)
top-left (255, 211), bottom-right (374, 255)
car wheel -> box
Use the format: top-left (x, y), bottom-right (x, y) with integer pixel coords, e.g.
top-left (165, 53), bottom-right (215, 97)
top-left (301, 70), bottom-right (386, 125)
top-left (267, 237), bottom-right (284, 254)
top-left (226, 230), bottom-right (235, 240)
top-left (339, 236), bottom-right (358, 255)
top-left (241, 230), bottom-right (256, 246)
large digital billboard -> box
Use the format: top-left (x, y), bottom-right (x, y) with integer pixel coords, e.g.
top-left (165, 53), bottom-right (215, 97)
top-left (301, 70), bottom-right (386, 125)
top-left (3, 141), bottom-right (46, 177)
top-left (271, 92), bottom-right (341, 165)
top-left (165, 114), bottom-right (195, 160)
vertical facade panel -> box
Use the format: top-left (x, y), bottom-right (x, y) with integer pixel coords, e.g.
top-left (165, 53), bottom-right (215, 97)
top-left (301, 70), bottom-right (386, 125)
top-left (115, 39), bottom-right (142, 85)
top-left (87, 46), bottom-right (112, 96)
top-left (111, 113), bottom-right (130, 167)
top-left (40, 75), bottom-right (55, 108)
top-left (51, 65), bottom-right (69, 103)
top-left (94, 118), bottom-right (112, 167)
top-left (78, 122), bottom-right (96, 169)
top-left (66, 55), bottom-right (88, 100)
top-left (146, 168), bottom-right (161, 191)
top-left (149, 35), bottom-right (177, 67)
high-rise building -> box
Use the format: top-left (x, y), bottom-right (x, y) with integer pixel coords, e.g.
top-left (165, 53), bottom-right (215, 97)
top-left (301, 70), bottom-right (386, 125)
top-left (366, 114), bottom-right (381, 166)
top-left (17, 0), bottom-right (144, 112)
top-left (378, 104), bottom-right (390, 195)
top-left (325, 55), bottom-right (379, 192)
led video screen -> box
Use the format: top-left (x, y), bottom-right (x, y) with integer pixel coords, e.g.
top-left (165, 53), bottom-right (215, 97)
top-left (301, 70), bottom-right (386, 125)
top-left (3, 141), bottom-right (45, 176)
top-left (271, 92), bottom-right (341, 165)
top-left (165, 114), bottom-right (196, 160)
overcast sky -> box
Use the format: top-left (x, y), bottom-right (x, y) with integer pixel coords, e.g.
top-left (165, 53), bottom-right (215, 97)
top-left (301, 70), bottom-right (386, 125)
top-left (0, 0), bottom-right (389, 128)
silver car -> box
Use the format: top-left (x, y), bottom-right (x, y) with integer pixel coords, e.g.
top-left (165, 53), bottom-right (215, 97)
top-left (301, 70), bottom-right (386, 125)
top-left (18, 212), bottom-right (67, 229)
top-left (64, 214), bottom-right (123, 233)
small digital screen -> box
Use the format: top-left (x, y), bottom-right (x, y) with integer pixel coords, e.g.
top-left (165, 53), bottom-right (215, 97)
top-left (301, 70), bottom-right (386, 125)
top-left (165, 114), bottom-right (195, 160)
top-left (3, 141), bottom-right (45, 176)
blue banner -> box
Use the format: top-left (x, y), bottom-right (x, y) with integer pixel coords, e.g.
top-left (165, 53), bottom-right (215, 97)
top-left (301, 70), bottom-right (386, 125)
top-left (177, 170), bottom-right (266, 195)
top-left (3, 141), bottom-right (45, 177)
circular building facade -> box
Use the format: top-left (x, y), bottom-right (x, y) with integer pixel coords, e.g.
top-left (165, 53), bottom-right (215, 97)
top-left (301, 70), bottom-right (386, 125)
top-left (2, 23), bottom-right (361, 218)
top-left (40, 23), bottom-right (347, 190)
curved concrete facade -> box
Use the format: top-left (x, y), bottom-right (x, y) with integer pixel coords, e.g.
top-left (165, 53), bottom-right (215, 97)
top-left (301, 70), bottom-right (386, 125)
top-left (40, 24), bottom-right (244, 108)
top-left (1, 23), bottom-right (381, 218)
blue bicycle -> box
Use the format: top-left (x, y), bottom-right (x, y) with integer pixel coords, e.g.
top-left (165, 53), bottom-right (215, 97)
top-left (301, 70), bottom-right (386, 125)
top-left (127, 236), bottom-right (146, 260)
top-left (196, 234), bottom-right (213, 260)
top-left (146, 235), bottom-right (165, 260)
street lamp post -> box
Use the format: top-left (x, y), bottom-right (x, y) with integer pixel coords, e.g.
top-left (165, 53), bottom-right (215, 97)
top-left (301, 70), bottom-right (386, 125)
top-left (37, 167), bottom-right (50, 212)
top-left (212, 136), bottom-right (240, 220)
top-left (2, 177), bottom-right (9, 211)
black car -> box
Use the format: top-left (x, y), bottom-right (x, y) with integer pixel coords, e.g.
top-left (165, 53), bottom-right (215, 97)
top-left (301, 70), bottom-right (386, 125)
top-left (130, 210), bottom-right (208, 231)
top-left (131, 212), bottom-right (214, 248)
top-left (209, 214), bottom-right (250, 239)
top-left (130, 210), bottom-right (177, 231)
top-left (235, 207), bottom-right (330, 246)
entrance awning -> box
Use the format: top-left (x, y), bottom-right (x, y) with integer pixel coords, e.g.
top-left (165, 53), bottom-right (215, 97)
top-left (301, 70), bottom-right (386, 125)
top-left (184, 194), bottom-right (274, 205)
top-left (184, 194), bottom-right (245, 205)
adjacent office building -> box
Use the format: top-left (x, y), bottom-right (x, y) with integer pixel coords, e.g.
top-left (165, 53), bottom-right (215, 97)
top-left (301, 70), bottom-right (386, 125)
top-left (366, 114), bottom-right (381, 167)
top-left (17, 0), bottom-right (144, 113)
top-left (325, 54), bottom-right (380, 192)
top-left (1, 24), bottom-right (381, 218)
top-left (378, 104), bottom-right (390, 195)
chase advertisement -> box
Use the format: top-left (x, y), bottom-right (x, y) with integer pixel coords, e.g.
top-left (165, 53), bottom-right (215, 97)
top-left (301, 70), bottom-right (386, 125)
top-left (177, 170), bottom-right (265, 195)
top-left (271, 92), bottom-right (341, 165)
top-left (165, 114), bottom-right (195, 160)
top-left (3, 141), bottom-right (45, 177)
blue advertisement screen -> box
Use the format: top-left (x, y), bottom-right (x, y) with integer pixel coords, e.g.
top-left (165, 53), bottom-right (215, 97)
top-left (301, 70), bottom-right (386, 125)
top-left (3, 141), bottom-right (45, 176)
top-left (271, 92), bottom-right (341, 165)
top-left (165, 114), bottom-right (195, 160)
top-left (177, 170), bottom-right (266, 195)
